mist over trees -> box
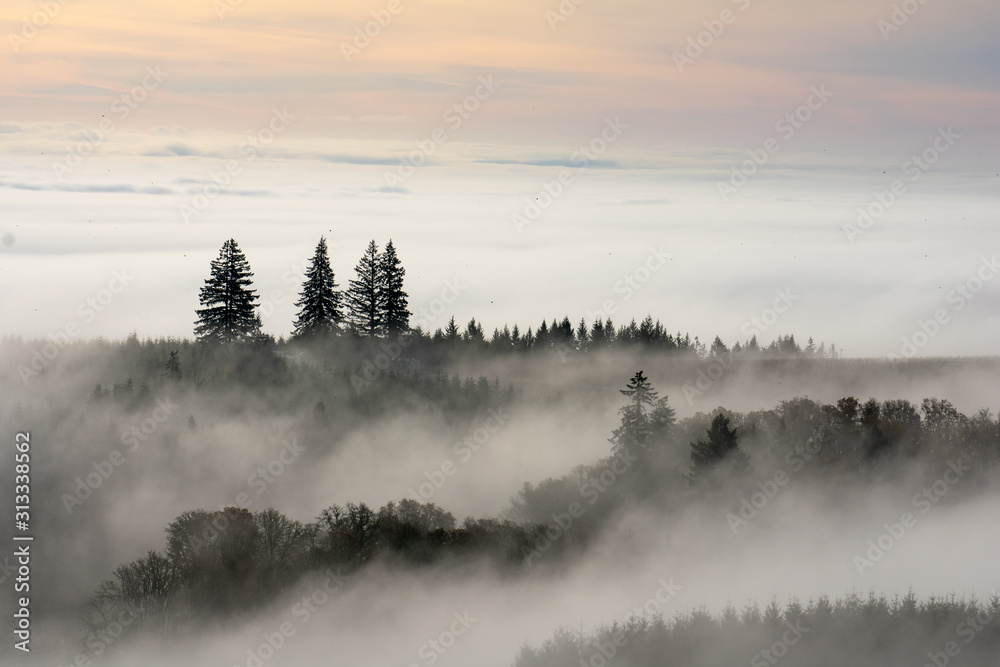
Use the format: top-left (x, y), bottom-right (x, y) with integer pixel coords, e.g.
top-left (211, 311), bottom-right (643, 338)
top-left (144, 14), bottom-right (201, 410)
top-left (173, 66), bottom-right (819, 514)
top-left (4, 0), bottom-right (992, 660)
top-left (687, 413), bottom-right (748, 484)
top-left (69, 358), bottom-right (1000, 659)
top-left (5, 240), bottom-right (999, 666)
top-left (609, 371), bottom-right (675, 457)
top-left (514, 593), bottom-right (1000, 667)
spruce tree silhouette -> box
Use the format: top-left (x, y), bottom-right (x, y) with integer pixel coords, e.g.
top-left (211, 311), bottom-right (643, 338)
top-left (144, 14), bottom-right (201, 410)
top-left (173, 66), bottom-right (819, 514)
top-left (688, 413), bottom-right (748, 483)
top-left (444, 316), bottom-right (461, 344)
top-left (292, 236), bottom-right (343, 338)
top-left (194, 238), bottom-right (262, 343)
top-left (346, 240), bottom-right (382, 337)
top-left (610, 371), bottom-right (676, 456)
top-left (378, 239), bottom-right (410, 337)
top-left (162, 351), bottom-right (181, 381)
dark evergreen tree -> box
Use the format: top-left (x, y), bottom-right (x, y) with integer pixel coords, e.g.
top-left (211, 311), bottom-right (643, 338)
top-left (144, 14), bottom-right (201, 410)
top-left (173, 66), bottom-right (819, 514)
top-left (292, 236), bottom-right (342, 338)
top-left (610, 371), bottom-right (675, 456)
top-left (534, 320), bottom-right (550, 348)
top-left (378, 239), bottom-right (410, 336)
top-left (194, 239), bottom-right (262, 343)
top-left (709, 335), bottom-right (729, 357)
top-left (590, 319), bottom-right (607, 348)
top-left (463, 318), bottom-right (485, 344)
top-left (444, 316), bottom-right (461, 343)
top-left (688, 413), bottom-right (748, 483)
top-left (491, 325), bottom-right (512, 350)
top-left (575, 318), bottom-right (589, 349)
top-left (163, 351), bottom-right (181, 382)
top-left (650, 393), bottom-right (677, 440)
top-left (555, 316), bottom-right (573, 343)
top-left (345, 240), bottom-right (382, 337)
top-left (638, 315), bottom-right (658, 344)
top-left (522, 327), bottom-right (535, 350)
top-left (621, 370), bottom-right (658, 407)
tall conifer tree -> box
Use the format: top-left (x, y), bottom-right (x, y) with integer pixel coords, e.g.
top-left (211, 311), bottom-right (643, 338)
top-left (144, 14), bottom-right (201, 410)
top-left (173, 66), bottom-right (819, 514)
top-left (378, 239), bottom-right (410, 336)
top-left (346, 240), bottom-right (382, 337)
top-left (292, 236), bottom-right (342, 338)
top-left (194, 238), bottom-right (262, 343)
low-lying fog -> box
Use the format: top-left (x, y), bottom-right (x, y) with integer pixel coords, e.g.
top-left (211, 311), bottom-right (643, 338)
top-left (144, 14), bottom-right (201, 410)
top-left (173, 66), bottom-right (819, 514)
top-left (2, 339), bottom-right (999, 665)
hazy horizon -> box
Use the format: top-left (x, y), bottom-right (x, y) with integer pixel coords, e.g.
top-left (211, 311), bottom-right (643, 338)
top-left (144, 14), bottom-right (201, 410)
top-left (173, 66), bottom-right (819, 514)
top-left (2, 0), bottom-right (998, 357)
top-left (2, 1), bottom-right (999, 665)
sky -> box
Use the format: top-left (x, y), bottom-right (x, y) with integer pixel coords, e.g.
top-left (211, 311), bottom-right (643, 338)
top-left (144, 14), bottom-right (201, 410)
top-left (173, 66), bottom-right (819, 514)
top-left (1, 0), bottom-right (998, 356)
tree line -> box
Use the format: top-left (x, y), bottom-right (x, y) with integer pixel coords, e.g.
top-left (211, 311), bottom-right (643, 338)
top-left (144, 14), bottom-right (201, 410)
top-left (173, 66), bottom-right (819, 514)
top-left (82, 370), bottom-right (1000, 651)
top-left (510, 373), bottom-right (998, 535)
top-left (193, 237), bottom-right (837, 357)
top-left (514, 592), bottom-right (1000, 667)
top-left (195, 237), bottom-right (409, 343)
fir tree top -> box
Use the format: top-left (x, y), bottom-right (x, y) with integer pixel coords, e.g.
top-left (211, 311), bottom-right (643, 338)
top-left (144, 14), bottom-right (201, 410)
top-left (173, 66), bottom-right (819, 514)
top-left (194, 238), bottom-right (262, 343)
